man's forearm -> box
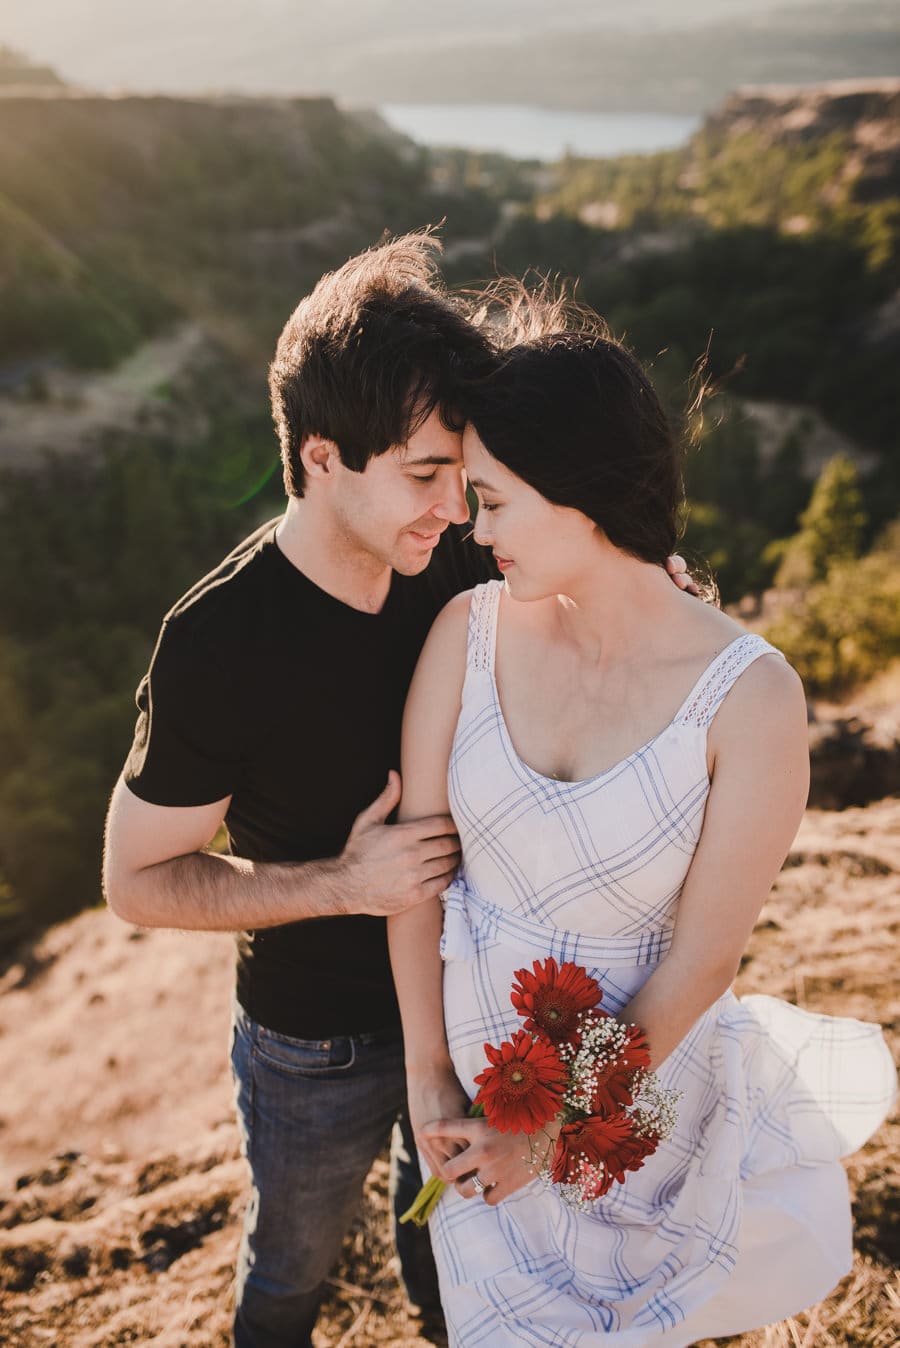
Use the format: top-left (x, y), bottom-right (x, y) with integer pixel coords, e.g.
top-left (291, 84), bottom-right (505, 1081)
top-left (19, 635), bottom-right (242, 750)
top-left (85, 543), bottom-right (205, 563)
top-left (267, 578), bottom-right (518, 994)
top-left (111, 849), bottom-right (349, 931)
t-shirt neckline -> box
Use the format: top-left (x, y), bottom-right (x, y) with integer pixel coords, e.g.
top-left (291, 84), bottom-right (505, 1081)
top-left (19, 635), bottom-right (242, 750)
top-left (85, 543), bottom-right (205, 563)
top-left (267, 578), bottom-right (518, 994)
top-left (267, 524), bottom-right (396, 619)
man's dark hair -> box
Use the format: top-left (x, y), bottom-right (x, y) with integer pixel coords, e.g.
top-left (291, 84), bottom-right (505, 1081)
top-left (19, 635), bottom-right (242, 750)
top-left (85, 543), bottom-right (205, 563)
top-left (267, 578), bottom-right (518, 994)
top-left (269, 230), bottom-right (492, 496)
top-left (462, 283), bottom-right (684, 567)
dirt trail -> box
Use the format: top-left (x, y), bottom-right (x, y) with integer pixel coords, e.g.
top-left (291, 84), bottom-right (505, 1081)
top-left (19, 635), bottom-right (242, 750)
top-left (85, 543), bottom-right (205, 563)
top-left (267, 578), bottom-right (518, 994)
top-left (0, 323), bottom-right (207, 467)
top-left (1, 801), bottom-right (897, 1346)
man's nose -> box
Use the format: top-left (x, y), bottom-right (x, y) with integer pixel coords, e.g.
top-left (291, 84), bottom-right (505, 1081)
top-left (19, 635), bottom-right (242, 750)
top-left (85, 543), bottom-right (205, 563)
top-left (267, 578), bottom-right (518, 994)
top-left (433, 472), bottom-right (471, 526)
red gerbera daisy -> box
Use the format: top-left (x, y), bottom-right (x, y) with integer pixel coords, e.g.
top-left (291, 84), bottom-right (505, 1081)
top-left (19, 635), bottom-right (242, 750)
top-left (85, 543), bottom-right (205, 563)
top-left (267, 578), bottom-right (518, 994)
top-left (551, 1114), bottom-right (652, 1201)
top-left (473, 1029), bottom-right (566, 1134)
top-left (511, 957), bottom-right (602, 1045)
top-left (584, 1020), bottom-right (652, 1114)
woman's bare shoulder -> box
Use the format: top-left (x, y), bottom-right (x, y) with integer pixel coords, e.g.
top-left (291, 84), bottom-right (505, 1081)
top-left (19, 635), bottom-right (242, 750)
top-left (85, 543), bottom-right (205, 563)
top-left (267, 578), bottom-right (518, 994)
top-left (708, 635), bottom-right (807, 762)
top-left (429, 586), bottom-right (477, 641)
top-left (675, 589), bottom-right (746, 645)
top-left (674, 591), bottom-right (806, 727)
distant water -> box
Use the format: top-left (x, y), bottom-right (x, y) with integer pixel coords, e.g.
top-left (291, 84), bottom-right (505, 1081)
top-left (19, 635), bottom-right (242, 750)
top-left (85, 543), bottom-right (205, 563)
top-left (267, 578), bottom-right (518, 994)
top-left (380, 103), bottom-right (700, 160)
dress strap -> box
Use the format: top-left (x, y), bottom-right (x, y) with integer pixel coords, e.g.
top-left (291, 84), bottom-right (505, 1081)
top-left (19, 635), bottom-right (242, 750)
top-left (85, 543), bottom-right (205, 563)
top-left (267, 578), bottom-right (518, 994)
top-left (673, 632), bottom-right (784, 730)
top-left (466, 580), bottom-right (503, 674)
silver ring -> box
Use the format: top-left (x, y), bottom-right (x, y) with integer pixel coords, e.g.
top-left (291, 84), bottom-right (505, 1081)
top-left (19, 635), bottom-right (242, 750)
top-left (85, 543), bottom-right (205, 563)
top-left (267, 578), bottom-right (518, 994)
top-left (471, 1174), bottom-right (486, 1195)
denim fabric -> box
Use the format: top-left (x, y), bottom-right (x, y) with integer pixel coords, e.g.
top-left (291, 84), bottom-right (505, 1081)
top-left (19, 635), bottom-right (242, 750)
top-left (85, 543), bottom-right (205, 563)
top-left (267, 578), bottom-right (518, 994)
top-left (230, 1000), bottom-right (439, 1348)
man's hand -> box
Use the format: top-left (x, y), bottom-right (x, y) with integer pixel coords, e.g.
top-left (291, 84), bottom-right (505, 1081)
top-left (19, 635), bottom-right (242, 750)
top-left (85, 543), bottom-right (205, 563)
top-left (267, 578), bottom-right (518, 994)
top-left (339, 770), bottom-right (460, 917)
top-left (420, 1115), bottom-right (549, 1206)
top-left (666, 553), bottom-right (700, 596)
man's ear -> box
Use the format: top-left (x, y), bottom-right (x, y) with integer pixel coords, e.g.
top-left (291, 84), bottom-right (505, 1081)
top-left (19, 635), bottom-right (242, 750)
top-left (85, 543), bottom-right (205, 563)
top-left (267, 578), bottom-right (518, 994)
top-left (299, 435), bottom-right (341, 482)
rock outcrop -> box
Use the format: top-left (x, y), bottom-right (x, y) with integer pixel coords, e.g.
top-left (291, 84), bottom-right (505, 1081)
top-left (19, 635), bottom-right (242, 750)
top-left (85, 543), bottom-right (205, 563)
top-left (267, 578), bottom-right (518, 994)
top-left (702, 79), bottom-right (900, 204)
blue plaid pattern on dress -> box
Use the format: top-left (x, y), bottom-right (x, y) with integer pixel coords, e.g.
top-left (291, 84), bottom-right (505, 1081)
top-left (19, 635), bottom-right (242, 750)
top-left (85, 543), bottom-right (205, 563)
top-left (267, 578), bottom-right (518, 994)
top-left (430, 581), bottom-right (897, 1348)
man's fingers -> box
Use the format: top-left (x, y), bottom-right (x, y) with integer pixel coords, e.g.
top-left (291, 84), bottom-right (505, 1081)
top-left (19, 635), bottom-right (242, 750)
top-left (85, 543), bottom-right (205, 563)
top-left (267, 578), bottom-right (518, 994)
top-left (417, 833), bottom-right (462, 861)
top-left (423, 853), bottom-right (461, 882)
top-left (398, 813), bottom-right (458, 840)
top-left (420, 869), bottom-right (460, 901)
top-left (666, 553), bottom-right (687, 575)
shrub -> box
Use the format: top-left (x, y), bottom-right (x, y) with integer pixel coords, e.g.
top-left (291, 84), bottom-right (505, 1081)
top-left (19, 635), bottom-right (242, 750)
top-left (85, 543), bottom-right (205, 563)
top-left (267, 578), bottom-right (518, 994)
top-left (763, 522), bottom-right (900, 697)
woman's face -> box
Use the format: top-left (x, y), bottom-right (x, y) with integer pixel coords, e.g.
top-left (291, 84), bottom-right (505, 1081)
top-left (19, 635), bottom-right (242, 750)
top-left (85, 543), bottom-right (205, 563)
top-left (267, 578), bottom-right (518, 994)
top-left (463, 425), bottom-right (599, 602)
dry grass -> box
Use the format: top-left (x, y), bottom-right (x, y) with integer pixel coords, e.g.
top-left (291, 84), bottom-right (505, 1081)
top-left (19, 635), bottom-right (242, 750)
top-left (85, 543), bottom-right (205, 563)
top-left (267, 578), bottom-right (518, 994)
top-left (1, 800), bottom-right (897, 1347)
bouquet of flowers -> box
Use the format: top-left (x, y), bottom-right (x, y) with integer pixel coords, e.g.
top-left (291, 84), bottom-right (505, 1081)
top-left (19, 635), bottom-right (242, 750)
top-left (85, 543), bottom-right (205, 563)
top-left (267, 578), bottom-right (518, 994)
top-left (401, 957), bottom-right (679, 1225)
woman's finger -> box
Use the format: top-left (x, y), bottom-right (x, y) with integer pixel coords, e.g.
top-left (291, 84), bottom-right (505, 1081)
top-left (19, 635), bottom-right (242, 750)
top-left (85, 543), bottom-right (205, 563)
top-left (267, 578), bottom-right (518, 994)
top-left (454, 1172), bottom-right (499, 1200)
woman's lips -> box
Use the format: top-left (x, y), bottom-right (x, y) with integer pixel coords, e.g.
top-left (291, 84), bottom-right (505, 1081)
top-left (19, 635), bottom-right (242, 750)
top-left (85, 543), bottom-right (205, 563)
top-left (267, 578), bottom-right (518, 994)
top-left (494, 555), bottom-right (513, 572)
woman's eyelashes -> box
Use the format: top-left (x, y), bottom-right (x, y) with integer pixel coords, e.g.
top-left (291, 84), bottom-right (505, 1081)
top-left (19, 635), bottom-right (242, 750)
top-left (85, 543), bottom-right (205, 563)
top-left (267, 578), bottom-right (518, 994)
top-left (478, 499), bottom-right (499, 513)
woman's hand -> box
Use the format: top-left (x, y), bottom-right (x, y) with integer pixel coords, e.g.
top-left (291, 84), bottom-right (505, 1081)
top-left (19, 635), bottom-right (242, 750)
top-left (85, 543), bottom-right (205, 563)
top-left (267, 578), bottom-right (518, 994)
top-left (420, 1116), bottom-right (558, 1206)
top-left (407, 1068), bottom-right (473, 1178)
top-left (665, 553), bottom-right (700, 595)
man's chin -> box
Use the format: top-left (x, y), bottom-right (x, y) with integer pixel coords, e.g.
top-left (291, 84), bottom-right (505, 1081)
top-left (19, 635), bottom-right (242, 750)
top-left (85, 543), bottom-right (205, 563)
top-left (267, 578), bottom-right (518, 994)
top-left (392, 549), bottom-right (434, 576)
top-left (392, 532), bottom-right (443, 575)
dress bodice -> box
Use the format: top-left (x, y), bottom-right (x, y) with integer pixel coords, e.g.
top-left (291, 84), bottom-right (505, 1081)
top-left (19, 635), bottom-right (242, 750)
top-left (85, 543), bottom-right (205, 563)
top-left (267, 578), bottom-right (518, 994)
top-left (447, 580), bottom-right (781, 952)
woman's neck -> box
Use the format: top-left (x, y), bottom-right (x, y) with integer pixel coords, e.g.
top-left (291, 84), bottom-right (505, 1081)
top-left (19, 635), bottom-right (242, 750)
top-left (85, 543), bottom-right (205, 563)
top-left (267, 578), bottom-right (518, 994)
top-left (551, 548), bottom-right (688, 668)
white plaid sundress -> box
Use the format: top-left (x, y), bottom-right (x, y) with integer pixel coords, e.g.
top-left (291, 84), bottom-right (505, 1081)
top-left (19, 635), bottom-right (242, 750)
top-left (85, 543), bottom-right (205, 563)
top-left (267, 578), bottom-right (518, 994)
top-left (431, 580), bottom-right (896, 1348)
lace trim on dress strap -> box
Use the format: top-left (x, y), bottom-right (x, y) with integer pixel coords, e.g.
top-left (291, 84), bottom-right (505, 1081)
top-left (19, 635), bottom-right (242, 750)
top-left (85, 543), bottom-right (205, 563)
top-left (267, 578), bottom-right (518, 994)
top-left (676, 633), bottom-right (783, 730)
top-left (466, 580), bottom-right (502, 674)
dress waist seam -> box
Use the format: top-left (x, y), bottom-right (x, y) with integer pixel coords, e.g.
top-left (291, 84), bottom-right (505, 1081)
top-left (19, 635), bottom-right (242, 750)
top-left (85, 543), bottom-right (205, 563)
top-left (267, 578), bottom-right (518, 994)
top-left (441, 880), bottom-right (674, 968)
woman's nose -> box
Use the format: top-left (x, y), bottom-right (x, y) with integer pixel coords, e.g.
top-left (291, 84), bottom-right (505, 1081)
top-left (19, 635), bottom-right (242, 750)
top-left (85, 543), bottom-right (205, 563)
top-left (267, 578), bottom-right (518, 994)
top-left (472, 510), bottom-right (492, 547)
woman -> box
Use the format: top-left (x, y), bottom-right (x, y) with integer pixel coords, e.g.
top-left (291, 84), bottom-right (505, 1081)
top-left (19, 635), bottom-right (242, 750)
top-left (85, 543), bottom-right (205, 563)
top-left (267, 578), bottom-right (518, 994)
top-left (388, 304), bottom-right (896, 1346)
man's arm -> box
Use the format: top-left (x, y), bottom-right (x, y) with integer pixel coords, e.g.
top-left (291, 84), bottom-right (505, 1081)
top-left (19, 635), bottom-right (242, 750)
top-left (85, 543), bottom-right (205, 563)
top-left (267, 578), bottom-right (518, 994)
top-left (103, 771), bottom-right (460, 930)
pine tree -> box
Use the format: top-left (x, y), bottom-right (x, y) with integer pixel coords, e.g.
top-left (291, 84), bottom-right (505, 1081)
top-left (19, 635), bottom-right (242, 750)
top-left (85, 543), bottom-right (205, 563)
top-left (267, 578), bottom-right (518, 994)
top-left (795, 454), bottom-right (866, 582)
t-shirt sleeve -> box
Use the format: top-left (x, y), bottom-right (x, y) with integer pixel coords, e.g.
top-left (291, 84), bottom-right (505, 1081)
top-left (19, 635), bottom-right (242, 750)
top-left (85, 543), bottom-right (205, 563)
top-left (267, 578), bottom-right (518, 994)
top-left (123, 616), bottom-right (245, 807)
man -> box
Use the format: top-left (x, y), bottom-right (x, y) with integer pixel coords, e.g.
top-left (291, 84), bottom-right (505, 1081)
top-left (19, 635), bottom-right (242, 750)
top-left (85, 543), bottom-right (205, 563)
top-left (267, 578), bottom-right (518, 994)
top-left (103, 231), bottom-right (693, 1347)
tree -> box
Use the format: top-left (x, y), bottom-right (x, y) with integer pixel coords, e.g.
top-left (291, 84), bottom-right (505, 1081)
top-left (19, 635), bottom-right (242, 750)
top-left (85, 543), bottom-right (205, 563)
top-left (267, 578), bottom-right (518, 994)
top-left (763, 525), bottom-right (900, 698)
top-left (775, 454), bottom-right (866, 587)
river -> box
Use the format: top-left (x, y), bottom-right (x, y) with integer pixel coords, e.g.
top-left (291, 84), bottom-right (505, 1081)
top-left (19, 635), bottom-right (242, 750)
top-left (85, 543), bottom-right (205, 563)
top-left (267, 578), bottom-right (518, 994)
top-left (379, 102), bottom-right (700, 160)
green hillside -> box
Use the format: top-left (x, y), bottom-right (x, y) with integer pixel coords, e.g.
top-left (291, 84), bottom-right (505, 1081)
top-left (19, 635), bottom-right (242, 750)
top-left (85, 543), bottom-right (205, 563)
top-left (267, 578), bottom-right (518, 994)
top-left (0, 95), bottom-right (453, 369)
top-left (0, 83), bottom-right (898, 957)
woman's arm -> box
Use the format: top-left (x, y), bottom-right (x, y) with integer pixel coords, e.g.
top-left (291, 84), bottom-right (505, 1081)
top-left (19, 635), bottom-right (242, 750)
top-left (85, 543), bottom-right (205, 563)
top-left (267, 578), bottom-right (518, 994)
top-left (624, 652), bottom-right (810, 1066)
top-left (388, 591), bottom-right (473, 1174)
top-left (392, 587), bottom-right (561, 1202)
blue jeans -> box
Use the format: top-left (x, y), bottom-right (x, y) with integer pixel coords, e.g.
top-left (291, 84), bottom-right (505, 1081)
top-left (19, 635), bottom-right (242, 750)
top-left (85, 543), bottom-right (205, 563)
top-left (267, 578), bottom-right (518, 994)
top-left (230, 1000), bottom-right (439, 1348)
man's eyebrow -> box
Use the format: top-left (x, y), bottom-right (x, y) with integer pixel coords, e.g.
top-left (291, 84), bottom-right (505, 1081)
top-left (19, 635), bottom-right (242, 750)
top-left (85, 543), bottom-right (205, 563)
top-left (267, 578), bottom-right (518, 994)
top-left (401, 454), bottom-right (461, 467)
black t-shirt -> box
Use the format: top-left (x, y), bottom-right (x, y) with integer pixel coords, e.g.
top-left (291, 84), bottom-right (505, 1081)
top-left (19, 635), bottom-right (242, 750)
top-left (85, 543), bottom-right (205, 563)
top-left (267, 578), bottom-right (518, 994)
top-left (123, 518), bottom-right (493, 1038)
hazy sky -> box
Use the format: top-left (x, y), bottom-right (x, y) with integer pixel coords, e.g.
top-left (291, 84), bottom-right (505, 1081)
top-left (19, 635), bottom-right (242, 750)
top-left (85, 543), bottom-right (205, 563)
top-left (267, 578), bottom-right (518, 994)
top-left (0, 0), bottom-right (873, 96)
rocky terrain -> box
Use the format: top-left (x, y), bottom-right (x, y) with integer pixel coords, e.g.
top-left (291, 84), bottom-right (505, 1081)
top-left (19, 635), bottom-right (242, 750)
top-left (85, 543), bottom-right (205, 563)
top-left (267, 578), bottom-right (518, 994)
top-left (702, 79), bottom-right (900, 204)
top-left (1, 799), bottom-right (897, 1347)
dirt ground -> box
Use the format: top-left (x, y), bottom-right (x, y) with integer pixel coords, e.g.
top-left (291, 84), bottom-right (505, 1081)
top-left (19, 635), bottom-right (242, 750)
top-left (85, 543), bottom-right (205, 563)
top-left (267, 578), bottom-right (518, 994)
top-left (1, 800), bottom-right (898, 1347)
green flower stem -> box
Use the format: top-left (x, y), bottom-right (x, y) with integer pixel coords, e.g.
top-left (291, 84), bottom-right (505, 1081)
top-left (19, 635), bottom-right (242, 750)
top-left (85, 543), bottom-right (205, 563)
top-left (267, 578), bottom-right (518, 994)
top-left (399, 1101), bottom-right (485, 1227)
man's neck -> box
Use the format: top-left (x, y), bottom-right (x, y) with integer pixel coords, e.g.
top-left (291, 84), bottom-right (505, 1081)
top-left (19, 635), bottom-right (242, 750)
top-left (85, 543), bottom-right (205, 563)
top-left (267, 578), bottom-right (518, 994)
top-left (274, 497), bottom-right (392, 615)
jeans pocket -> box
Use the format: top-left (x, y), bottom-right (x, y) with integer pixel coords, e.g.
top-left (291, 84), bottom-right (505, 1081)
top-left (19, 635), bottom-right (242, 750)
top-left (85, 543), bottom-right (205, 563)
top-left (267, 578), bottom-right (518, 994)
top-left (252, 1028), bottom-right (356, 1078)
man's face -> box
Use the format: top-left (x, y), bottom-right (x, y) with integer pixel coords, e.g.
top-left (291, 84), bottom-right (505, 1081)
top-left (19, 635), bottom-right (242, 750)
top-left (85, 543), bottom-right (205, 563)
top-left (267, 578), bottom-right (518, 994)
top-left (330, 407), bottom-right (471, 575)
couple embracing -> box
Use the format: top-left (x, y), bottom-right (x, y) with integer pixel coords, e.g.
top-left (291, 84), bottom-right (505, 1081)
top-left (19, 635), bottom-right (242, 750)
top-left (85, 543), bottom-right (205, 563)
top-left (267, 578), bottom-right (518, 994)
top-left (103, 232), bottom-right (895, 1348)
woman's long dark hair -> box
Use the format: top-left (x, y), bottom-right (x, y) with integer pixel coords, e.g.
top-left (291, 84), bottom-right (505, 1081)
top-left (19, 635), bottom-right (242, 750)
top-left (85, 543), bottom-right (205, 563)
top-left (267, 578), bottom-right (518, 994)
top-left (462, 281), bottom-right (684, 567)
